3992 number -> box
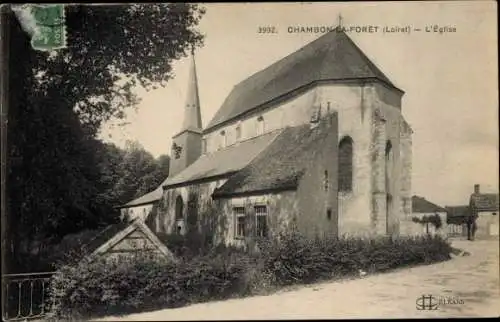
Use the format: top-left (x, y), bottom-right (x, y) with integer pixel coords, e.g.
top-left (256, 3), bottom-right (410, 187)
top-left (257, 26), bottom-right (277, 34)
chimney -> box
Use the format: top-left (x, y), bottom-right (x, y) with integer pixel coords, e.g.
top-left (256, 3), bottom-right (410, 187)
top-left (474, 184), bottom-right (480, 194)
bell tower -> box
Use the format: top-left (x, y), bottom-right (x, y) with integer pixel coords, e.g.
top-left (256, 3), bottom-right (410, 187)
top-left (169, 50), bottom-right (203, 177)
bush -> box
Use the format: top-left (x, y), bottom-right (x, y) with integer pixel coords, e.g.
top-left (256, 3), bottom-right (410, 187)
top-left (48, 232), bottom-right (452, 319)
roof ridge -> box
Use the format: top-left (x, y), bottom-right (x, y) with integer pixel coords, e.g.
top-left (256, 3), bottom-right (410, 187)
top-left (339, 31), bottom-right (395, 86)
top-left (232, 30), bottom-right (337, 91)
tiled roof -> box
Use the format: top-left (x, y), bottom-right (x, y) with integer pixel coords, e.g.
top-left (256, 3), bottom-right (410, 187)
top-left (163, 130), bottom-right (281, 188)
top-left (445, 205), bottom-right (470, 225)
top-left (213, 118), bottom-right (336, 197)
top-left (445, 205), bottom-right (470, 218)
top-left (120, 186), bottom-right (163, 208)
top-left (470, 193), bottom-right (499, 212)
top-left (205, 30), bottom-right (399, 132)
top-left (412, 195), bottom-right (446, 213)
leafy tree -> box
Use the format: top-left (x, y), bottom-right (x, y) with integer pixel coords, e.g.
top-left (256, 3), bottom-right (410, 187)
top-left (5, 4), bottom-right (205, 272)
top-left (111, 140), bottom-right (170, 205)
top-left (411, 214), bottom-right (443, 234)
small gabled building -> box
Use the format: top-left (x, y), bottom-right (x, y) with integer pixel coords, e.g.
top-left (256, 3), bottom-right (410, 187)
top-left (57, 218), bottom-right (176, 264)
top-left (400, 195), bottom-right (447, 237)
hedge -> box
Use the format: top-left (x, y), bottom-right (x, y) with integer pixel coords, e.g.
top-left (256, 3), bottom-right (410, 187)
top-left (47, 232), bottom-right (452, 320)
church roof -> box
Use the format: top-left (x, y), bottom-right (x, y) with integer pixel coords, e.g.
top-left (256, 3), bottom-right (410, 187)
top-left (162, 130), bottom-right (281, 188)
top-left (412, 195), bottom-right (446, 213)
top-left (119, 186), bottom-right (163, 208)
top-left (213, 117), bottom-right (336, 198)
top-left (205, 30), bottom-right (400, 132)
top-left (470, 193), bottom-right (499, 212)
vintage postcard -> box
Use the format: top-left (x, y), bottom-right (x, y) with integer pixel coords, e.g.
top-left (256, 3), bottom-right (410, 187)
top-left (1, 2), bottom-right (498, 321)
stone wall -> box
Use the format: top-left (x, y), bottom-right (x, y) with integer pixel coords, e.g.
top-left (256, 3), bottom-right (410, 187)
top-left (296, 115), bottom-right (339, 239)
top-left (400, 117), bottom-right (413, 218)
top-left (161, 81), bottom-right (412, 241)
top-left (368, 83), bottom-right (406, 237)
top-left (155, 180), bottom-right (300, 248)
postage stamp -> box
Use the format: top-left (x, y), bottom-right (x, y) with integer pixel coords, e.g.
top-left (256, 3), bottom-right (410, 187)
top-left (12, 4), bottom-right (66, 51)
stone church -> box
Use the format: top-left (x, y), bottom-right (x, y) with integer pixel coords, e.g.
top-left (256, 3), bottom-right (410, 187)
top-left (125, 29), bottom-right (413, 248)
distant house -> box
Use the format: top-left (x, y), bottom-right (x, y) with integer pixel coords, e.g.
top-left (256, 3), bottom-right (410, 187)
top-left (469, 184), bottom-right (499, 238)
top-left (400, 195), bottom-right (447, 237)
top-left (445, 205), bottom-right (469, 237)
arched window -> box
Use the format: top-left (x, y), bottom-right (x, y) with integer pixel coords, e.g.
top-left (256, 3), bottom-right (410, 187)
top-left (338, 136), bottom-right (353, 192)
top-left (256, 116), bottom-right (265, 136)
top-left (385, 141), bottom-right (393, 235)
top-left (235, 124), bottom-right (242, 141)
top-left (175, 195), bottom-right (184, 235)
top-left (385, 140), bottom-right (393, 193)
top-left (220, 130), bottom-right (227, 149)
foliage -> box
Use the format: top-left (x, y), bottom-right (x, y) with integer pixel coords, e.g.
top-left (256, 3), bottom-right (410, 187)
top-left (48, 232), bottom-right (452, 319)
top-left (5, 4), bottom-right (204, 272)
top-left (105, 140), bottom-right (170, 206)
top-left (411, 213), bottom-right (443, 230)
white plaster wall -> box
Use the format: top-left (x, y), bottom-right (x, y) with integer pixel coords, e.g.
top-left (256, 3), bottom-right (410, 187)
top-left (476, 211), bottom-right (499, 237)
top-left (203, 83), bottom-right (379, 236)
top-left (120, 204), bottom-right (155, 222)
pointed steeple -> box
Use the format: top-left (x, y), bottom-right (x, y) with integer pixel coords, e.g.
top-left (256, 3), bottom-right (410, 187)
top-left (169, 49), bottom-right (203, 177)
top-left (181, 50), bottom-right (202, 132)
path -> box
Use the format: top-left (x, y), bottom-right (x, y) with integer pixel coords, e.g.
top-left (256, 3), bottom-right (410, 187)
top-left (96, 239), bottom-right (500, 320)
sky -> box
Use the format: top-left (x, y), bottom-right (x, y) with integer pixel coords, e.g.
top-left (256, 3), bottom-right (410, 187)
top-left (99, 2), bottom-right (498, 207)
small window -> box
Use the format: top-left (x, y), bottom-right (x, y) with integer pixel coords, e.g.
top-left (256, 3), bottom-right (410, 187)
top-left (256, 116), bottom-right (265, 136)
top-left (493, 212), bottom-right (497, 216)
top-left (324, 170), bottom-right (329, 191)
top-left (202, 138), bottom-right (207, 154)
top-left (255, 205), bottom-right (268, 238)
top-left (220, 130), bottom-right (227, 149)
top-left (327, 209), bottom-right (332, 220)
top-left (175, 196), bottom-right (185, 235)
top-left (234, 207), bottom-right (245, 238)
top-left (236, 125), bottom-right (242, 141)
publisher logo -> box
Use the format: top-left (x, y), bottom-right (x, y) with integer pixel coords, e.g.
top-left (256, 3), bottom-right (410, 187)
top-left (416, 294), bottom-right (465, 310)
top-left (416, 294), bottom-right (439, 310)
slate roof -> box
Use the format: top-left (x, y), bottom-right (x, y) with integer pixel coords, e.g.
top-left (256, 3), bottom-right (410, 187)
top-left (412, 195), bottom-right (446, 213)
top-left (162, 130), bottom-right (281, 188)
top-left (119, 186), bottom-right (163, 208)
top-left (213, 118), bottom-right (336, 198)
top-left (470, 193), bottom-right (499, 212)
top-left (205, 29), bottom-right (400, 132)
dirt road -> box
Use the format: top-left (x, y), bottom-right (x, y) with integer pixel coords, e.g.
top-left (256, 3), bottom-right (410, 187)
top-left (97, 239), bottom-right (499, 320)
